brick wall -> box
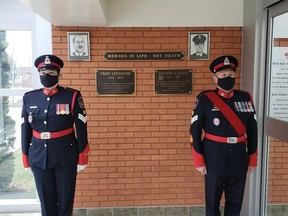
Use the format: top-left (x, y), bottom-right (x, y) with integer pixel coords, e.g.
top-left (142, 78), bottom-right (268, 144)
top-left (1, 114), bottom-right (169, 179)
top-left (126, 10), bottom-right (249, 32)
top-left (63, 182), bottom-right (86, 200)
top-left (52, 26), bottom-right (242, 208)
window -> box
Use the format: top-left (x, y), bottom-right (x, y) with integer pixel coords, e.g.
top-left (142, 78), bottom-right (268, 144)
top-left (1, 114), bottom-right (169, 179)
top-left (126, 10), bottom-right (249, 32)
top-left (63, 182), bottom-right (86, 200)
top-left (0, 30), bottom-right (37, 200)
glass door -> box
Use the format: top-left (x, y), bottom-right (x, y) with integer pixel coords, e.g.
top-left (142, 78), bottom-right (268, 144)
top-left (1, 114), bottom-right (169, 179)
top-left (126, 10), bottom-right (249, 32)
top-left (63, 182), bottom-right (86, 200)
top-left (262, 1), bottom-right (288, 215)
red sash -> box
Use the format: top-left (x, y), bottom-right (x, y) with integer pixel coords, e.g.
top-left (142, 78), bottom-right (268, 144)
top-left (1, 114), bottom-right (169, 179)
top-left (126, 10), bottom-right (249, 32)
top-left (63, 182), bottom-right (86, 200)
top-left (204, 91), bottom-right (246, 136)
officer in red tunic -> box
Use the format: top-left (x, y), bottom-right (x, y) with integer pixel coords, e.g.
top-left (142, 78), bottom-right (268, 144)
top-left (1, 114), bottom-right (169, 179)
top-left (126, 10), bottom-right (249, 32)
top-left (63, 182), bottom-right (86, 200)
top-left (190, 55), bottom-right (258, 216)
top-left (21, 54), bottom-right (90, 216)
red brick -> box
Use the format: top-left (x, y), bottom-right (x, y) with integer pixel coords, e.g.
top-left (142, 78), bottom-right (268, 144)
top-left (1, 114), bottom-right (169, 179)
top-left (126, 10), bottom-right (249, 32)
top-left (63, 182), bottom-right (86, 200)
top-left (50, 26), bottom-right (261, 209)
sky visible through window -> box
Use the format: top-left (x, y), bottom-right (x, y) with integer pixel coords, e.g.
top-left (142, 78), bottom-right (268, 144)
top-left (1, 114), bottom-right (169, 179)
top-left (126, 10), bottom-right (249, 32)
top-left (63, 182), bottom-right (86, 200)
top-left (6, 30), bottom-right (32, 68)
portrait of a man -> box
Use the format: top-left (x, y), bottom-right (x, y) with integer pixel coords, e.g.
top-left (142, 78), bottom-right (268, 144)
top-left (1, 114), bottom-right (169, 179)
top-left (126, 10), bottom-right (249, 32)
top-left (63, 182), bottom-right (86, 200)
top-left (189, 32), bottom-right (210, 60)
top-left (72, 35), bottom-right (87, 56)
top-left (68, 32), bottom-right (90, 61)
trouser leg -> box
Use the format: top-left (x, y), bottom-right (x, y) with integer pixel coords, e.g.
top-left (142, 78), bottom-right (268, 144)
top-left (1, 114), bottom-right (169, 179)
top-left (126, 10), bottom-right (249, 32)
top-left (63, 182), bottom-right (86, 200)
top-left (54, 165), bottom-right (77, 216)
top-left (205, 173), bottom-right (226, 216)
top-left (224, 174), bottom-right (246, 216)
top-left (32, 167), bottom-right (58, 216)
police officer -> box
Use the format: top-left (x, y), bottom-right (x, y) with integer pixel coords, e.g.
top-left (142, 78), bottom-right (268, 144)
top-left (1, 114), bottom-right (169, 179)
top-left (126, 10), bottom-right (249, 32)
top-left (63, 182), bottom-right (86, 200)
top-left (21, 54), bottom-right (90, 216)
top-left (190, 34), bottom-right (208, 60)
top-left (189, 55), bottom-right (258, 215)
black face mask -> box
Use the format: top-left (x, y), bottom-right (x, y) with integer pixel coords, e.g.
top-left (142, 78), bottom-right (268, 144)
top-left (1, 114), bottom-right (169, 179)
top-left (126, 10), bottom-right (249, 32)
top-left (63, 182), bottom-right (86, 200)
top-left (40, 74), bottom-right (59, 88)
top-left (217, 76), bottom-right (235, 91)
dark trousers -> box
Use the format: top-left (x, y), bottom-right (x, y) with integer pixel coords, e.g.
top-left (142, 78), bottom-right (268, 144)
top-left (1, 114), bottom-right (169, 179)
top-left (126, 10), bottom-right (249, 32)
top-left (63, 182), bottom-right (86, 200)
top-left (32, 165), bottom-right (77, 216)
top-left (205, 173), bottom-right (247, 216)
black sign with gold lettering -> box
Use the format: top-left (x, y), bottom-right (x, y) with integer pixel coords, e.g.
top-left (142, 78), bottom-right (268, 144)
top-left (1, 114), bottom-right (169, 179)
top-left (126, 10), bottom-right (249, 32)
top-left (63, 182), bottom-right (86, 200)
top-left (104, 52), bottom-right (184, 61)
top-left (154, 69), bottom-right (192, 94)
top-left (96, 69), bottom-right (136, 96)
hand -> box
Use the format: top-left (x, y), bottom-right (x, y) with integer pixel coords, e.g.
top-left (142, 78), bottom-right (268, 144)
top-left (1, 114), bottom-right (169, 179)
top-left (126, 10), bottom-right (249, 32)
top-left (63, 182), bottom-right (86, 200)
top-left (247, 166), bottom-right (255, 174)
top-left (25, 167), bottom-right (32, 174)
top-left (77, 164), bottom-right (87, 172)
top-left (196, 166), bottom-right (207, 175)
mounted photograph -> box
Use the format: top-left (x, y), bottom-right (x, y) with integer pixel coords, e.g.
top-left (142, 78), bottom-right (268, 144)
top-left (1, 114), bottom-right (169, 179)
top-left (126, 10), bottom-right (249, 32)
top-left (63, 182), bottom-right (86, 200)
top-left (188, 32), bottom-right (210, 60)
top-left (67, 32), bottom-right (90, 61)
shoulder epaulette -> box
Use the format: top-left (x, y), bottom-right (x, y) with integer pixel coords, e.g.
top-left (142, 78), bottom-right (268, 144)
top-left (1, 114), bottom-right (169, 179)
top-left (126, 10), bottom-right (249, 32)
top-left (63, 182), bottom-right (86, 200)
top-left (198, 90), bottom-right (213, 98)
top-left (236, 89), bottom-right (249, 95)
top-left (62, 86), bottom-right (80, 93)
top-left (24, 88), bottom-right (42, 95)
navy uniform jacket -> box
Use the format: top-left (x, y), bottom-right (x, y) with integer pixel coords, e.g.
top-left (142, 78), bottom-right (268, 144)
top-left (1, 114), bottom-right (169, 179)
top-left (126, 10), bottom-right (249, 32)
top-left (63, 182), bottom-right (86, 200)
top-left (21, 85), bottom-right (90, 169)
top-left (190, 88), bottom-right (258, 175)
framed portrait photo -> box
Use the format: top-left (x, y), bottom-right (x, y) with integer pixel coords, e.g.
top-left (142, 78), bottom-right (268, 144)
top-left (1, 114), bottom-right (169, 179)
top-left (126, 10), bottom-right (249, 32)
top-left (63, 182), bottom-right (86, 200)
top-left (67, 32), bottom-right (90, 61)
top-left (188, 32), bottom-right (210, 60)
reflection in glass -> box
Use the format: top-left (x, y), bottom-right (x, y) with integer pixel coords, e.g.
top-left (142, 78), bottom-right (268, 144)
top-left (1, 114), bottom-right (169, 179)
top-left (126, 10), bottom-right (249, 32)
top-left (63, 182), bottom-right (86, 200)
top-left (267, 137), bottom-right (288, 215)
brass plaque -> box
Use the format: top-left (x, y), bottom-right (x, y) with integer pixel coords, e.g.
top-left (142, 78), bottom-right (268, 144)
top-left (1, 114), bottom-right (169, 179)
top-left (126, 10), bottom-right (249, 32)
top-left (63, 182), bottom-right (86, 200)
top-left (154, 69), bottom-right (192, 94)
top-left (96, 69), bottom-right (136, 96)
top-left (104, 52), bottom-right (184, 61)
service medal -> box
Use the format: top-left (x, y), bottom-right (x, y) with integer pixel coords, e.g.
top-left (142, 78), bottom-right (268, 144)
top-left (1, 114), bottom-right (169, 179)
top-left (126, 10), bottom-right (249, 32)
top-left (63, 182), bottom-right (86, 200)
top-left (248, 102), bottom-right (254, 112)
top-left (242, 102), bottom-right (248, 112)
top-left (245, 102), bottom-right (251, 112)
top-left (234, 102), bottom-right (240, 112)
top-left (56, 104), bottom-right (60, 115)
top-left (59, 104), bottom-right (66, 115)
top-left (65, 104), bottom-right (70, 114)
top-left (237, 102), bottom-right (243, 112)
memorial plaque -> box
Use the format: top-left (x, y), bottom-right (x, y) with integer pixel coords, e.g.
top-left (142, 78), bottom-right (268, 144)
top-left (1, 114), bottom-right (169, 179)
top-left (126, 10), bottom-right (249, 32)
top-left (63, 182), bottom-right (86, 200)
top-left (154, 69), bottom-right (192, 94)
top-left (104, 52), bottom-right (184, 61)
top-left (96, 69), bottom-right (136, 96)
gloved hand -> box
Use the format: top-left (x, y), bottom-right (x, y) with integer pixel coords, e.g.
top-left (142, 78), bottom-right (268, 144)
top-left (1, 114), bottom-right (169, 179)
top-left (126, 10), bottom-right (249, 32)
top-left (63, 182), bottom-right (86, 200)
top-left (247, 166), bottom-right (255, 174)
top-left (25, 167), bottom-right (32, 174)
top-left (196, 166), bottom-right (207, 175)
top-left (77, 164), bottom-right (87, 172)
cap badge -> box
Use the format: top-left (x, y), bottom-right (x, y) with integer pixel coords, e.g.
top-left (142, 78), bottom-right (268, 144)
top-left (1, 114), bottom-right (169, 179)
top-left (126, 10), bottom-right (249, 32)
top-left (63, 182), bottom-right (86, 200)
top-left (44, 56), bottom-right (51, 65)
top-left (224, 57), bottom-right (230, 65)
top-left (198, 35), bottom-right (201, 39)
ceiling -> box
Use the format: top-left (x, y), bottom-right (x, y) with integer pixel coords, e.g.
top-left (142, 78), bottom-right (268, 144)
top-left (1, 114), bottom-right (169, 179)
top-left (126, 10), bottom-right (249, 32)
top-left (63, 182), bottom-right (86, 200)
top-left (17, 0), bottom-right (245, 27)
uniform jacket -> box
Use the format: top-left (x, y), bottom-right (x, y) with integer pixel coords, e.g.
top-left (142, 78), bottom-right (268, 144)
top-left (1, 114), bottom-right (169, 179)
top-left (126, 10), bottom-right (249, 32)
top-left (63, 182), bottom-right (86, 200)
top-left (190, 88), bottom-right (258, 175)
top-left (21, 85), bottom-right (90, 169)
top-left (190, 52), bottom-right (208, 60)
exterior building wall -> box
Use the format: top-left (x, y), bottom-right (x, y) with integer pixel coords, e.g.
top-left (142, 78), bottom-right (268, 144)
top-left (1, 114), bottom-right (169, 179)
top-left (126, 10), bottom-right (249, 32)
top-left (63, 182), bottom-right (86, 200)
top-left (52, 26), bottom-right (242, 208)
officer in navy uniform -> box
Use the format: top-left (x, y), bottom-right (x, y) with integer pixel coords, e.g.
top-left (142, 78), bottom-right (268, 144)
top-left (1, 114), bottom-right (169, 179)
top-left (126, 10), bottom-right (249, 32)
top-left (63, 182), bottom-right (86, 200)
top-left (189, 55), bottom-right (258, 216)
top-left (21, 54), bottom-right (90, 216)
top-left (190, 34), bottom-right (208, 60)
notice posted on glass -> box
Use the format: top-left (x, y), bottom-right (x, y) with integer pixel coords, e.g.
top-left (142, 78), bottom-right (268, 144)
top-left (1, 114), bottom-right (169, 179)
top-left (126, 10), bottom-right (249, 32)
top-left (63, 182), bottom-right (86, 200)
top-left (270, 47), bottom-right (288, 121)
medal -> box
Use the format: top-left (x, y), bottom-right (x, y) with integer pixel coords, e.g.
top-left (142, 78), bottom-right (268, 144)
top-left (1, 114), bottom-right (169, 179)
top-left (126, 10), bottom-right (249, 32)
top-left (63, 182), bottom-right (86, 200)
top-left (242, 102), bottom-right (248, 112)
top-left (56, 104), bottom-right (60, 115)
top-left (234, 102), bottom-right (240, 112)
top-left (56, 104), bottom-right (70, 115)
top-left (65, 104), bottom-right (70, 114)
top-left (248, 102), bottom-right (254, 112)
top-left (237, 102), bottom-right (243, 112)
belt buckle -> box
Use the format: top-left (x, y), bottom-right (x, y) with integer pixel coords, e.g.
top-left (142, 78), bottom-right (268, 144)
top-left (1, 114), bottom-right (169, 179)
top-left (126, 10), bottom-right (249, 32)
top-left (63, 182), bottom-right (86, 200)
top-left (227, 137), bottom-right (237, 144)
top-left (40, 132), bottom-right (51, 139)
